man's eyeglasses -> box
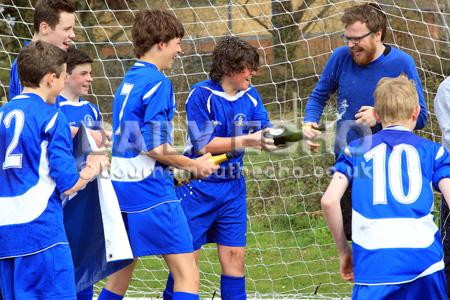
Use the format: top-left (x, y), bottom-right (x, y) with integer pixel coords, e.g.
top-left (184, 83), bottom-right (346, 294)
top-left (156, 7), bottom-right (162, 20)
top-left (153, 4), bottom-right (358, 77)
top-left (341, 32), bottom-right (373, 44)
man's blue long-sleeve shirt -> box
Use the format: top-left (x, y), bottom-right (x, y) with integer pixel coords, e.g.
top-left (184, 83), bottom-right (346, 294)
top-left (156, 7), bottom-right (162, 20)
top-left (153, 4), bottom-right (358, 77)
top-left (304, 45), bottom-right (427, 154)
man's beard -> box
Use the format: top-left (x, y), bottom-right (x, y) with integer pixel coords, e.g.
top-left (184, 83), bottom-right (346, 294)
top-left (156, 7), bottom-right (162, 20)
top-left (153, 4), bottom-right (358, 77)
top-left (350, 45), bottom-right (377, 66)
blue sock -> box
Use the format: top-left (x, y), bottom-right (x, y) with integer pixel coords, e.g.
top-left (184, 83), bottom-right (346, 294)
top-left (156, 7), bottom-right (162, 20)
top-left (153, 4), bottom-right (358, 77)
top-left (172, 292), bottom-right (199, 300)
top-left (77, 285), bottom-right (94, 300)
top-left (221, 274), bottom-right (246, 300)
top-left (163, 272), bottom-right (174, 300)
top-left (98, 288), bottom-right (124, 300)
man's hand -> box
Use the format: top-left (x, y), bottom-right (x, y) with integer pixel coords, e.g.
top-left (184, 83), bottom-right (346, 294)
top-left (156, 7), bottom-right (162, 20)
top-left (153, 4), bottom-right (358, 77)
top-left (303, 122), bottom-right (321, 151)
top-left (355, 106), bottom-right (377, 127)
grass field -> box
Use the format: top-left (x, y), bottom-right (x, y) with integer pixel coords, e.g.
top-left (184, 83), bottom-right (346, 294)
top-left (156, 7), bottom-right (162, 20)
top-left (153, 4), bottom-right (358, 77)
top-left (96, 103), bottom-right (444, 298)
top-left (96, 134), bottom-right (353, 299)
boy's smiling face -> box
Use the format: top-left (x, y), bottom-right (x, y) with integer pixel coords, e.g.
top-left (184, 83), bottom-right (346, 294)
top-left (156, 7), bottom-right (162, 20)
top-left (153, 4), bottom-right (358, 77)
top-left (42, 12), bottom-right (76, 51)
top-left (159, 38), bottom-right (182, 70)
top-left (65, 63), bottom-right (93, 96)
top-left (227, 67), bottom-right (257, 92)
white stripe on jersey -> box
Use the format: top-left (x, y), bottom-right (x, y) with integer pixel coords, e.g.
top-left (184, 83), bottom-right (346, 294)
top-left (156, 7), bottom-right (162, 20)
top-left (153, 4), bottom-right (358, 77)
top-left (436, 146), bottom-right (445, 160)
top-left (206, 94), bottom-right (213, 114)
top-left (110, 154), bottom-right (156, 182)
top-left (200, 86), bottom-right (251, 101)
top-left (12, 94), bottom-right (29, 100)
top-left (45, 112), bottom-right (58, 133)
top-left (185, 88), bottom-right (197, 105)
top-left (0, 141), bottom-right (55, 226)
top-left (143, 81), bottom-right (162, 100)
top-left (59, 100), bottom-right (90, 107)
top-left (89, 104), bottom-right (99, 120)
top-left (352, 209), bottom-right (437, 249)
top-left (247, 93), bottom-right (258, 107)
top-left (355, 260), bottom-right (444, 286)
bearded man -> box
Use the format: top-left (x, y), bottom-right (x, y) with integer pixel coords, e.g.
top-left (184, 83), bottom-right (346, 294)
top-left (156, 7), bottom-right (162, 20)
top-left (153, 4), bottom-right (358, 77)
top-left (302, 3), bottom-right (427, 240)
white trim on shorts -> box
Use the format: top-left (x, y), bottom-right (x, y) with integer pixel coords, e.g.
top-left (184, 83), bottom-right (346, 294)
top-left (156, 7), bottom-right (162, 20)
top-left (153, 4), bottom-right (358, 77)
top-left (121, 200), bottom-right (181, 214)
top-left (0, 242), bottom-right (69, 259)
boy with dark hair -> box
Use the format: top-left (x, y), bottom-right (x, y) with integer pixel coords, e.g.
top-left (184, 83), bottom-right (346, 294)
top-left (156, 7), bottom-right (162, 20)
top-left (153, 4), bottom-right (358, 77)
top-left (9, 0), bottom-right (76, 99)
top-left (163, 36), bottom-right (276, 300)
top-left (57, 46), bottom-right (103, 300)
top-left (57, 46), bottom-right (106, 148)
top-left (0, 41), bottom-right (108, 299)
top-left (97, 9), bottom-right (218, 300)
top-left (322, 74), bottom-right (448, 299)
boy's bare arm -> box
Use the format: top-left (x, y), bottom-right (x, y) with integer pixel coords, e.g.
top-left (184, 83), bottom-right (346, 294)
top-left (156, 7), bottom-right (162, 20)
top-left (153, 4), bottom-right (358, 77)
top-left (439, 178), bottom-right (450, 208)
top-left (321, 172), bottom-right (354, 281)
top-left (148, 143), bottom-right (219, 179)
top-left (200, 129), bottom-right (276, 154)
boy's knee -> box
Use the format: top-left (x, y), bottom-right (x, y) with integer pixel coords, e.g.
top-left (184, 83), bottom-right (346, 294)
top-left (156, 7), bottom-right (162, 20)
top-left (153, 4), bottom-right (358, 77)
top-left (220, 248), bottom-right (245, 275)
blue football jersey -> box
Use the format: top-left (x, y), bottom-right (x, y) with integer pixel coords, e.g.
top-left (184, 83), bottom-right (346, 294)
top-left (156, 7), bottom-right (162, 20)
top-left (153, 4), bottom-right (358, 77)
top-left (0, 93), bottom-right (80, 258)
top-left (334, 126), bottom-right (450, 285)
top-left (184, 79), bottom-right (271, 181)
top-left (56, 95), bottom-right (101, 129)
top-left (110, 61), bottom-right (177, 212)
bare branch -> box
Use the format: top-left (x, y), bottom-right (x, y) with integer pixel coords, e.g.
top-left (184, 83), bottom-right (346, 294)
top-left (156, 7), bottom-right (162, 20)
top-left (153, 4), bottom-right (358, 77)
top-left (241, 0), bottom-right (270, 30)
top-left (302, 5), bottom-right (333, 34)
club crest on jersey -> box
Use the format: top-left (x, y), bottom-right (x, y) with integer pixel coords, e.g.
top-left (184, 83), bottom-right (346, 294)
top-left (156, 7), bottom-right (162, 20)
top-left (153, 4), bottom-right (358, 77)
top-left (234, 113), bottom-right (247, 127)
top-left (84, 115), bottom-right (94, 127)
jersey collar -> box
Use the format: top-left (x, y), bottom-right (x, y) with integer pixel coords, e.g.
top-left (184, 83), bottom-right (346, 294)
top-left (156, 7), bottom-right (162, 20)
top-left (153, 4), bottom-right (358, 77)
top-left (383, 125), bottom-right (411, 132)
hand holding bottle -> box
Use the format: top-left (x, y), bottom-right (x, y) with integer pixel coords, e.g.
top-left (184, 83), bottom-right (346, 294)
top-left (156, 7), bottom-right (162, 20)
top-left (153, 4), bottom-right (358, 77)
top-left (302, 122), bottom-right (322, 151)
top-left (245, 129), bottom-right (277, 152)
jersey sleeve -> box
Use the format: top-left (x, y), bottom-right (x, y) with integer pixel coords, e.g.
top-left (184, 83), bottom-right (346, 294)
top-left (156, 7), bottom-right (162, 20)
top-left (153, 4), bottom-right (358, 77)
top-left (90, 103), bottom-right (102, 122)
top-left (432, 144), bottom-right (450, 192)
top-left (404, 55), bottom-right (427, 130)
top-left (185, 87), bottom-right (216, 154)
top-left (332, 146), bottom-right (354, 184)
top-left (9, 59), bottom-right (22, 100)
top-left (250, 88), bottom-right (271, 130)
top-left (304, 50), bottom-right (340, 123)
top-left (141, 78), bottom-right (174, 151)
top-left (88, 103), bottom-right (103, 130)
top-left (434, 78), bottom-right (450, 150)
top-left (44, 111), bottom-right (80, 193)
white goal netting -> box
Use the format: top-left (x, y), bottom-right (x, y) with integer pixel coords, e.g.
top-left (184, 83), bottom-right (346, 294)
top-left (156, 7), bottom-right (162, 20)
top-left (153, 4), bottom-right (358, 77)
top-left (0, 0), bottom-right (449, 298)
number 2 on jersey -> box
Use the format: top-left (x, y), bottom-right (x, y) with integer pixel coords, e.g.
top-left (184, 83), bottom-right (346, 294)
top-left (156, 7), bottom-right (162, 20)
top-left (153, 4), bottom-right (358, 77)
top-left (364, 143), bottom-right (422, 205)
top-left (1, 109), bottom-right (25, 169)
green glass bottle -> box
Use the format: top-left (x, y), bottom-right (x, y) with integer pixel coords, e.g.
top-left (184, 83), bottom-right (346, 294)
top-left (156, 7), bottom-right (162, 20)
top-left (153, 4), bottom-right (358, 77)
top-left (265, 124), bottom-right (325, 146)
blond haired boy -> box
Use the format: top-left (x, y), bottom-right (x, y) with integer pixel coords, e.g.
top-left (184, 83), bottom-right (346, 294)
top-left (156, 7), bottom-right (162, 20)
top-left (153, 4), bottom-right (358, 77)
top-left (322, 75), bottom-right (449, 299)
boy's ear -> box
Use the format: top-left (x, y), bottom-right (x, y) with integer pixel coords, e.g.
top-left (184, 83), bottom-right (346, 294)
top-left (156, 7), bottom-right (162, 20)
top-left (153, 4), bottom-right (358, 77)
top-left (42, 72), bottom-right (57, 88)
top-left (65, 73), bottom-right (71, 83)
top-left (373, 108), bottom-right (381, 123)
top-left (411, 104), bottom-right (420, 121)
top-left (158, 41), bottom-right (165, 50)
top-left (39, 21), bottom-right (51, 36)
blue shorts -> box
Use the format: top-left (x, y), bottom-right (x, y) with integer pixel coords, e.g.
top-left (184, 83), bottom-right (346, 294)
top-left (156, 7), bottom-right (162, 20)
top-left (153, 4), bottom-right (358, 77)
top-left (353, 270), bottom-right (447, 299)
top-left (177, 177), bottom-right (247, 250)
top-left (0, 244), bottom-right (76, 300)
top-left (122, 200), bottom-right (194, 257)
